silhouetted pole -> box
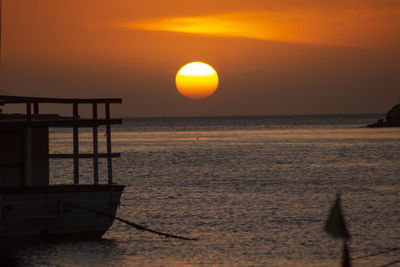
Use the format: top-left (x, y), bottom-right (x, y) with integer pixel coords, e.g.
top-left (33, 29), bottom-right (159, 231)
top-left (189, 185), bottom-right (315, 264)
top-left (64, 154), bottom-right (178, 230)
top-left (325, 193), bottom-right (351, 267)
top-left (92, 103), bottom-right (99, 184)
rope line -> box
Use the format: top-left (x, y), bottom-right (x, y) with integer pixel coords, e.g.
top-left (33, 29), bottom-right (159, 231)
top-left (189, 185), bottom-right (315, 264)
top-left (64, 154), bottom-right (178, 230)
top-left (377, 259), bottom-right (400, 267)
top-left (59, 200), bottom-right (198, 241)
top-left (350, 247), bottom-right (400, 267)
top-left (352, 247), bottom-right (400, 261)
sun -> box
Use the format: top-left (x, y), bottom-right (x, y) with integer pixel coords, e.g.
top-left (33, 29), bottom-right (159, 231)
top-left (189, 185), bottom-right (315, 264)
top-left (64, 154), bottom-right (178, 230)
top-left (175, 62), bottom-right (219, 100)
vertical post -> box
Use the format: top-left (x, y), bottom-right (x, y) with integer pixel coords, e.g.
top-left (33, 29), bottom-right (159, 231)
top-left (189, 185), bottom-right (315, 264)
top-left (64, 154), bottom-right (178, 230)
top-left (105, 103), bottom-right (113, 184)
top-left (24, 102), bottom-right (32, 186)
top-left (25, 102), bottom-right (32, 186)
top-left (73, 103), bottom-right (79, 184)
top-left (33, 103), bottom-right (39, 115)
top-left (25, 127), bottom-right (32, 186)
top-left (26, 102), bottom-right (31, 121)
top-left (19, 132), bottom-right (25, 186)
top-left (92, 103), bottom-right (98, 185)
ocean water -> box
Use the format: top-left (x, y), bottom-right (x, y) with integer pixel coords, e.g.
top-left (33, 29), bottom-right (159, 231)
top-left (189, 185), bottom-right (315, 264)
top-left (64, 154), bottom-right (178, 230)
top-left (17, 114), bottom-right (400, 266)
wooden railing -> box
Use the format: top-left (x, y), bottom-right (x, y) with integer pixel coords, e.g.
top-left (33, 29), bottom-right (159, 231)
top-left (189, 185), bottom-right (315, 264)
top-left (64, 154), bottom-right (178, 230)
top-left (0, 95), bottom-right (122, 185)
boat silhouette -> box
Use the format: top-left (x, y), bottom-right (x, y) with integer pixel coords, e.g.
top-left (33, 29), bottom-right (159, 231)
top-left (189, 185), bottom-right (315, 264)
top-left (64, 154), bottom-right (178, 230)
top-left (0, 95), bottom-right (124, 239)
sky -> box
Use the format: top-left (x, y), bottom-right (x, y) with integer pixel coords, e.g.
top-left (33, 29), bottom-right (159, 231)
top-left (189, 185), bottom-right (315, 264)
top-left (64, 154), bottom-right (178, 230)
top-left (0, 0), bottom-right (399, 117)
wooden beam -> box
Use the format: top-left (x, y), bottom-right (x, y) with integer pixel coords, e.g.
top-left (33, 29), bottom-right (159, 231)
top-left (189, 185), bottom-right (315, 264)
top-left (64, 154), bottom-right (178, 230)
top-left (0, 95), bottom-right (122, 104)
top-left (49, 153), bottom-right (120, 159)
top-left (0, 119), bottom-right (122, 127)
top-left (0, 184), bottom-right (125, 194)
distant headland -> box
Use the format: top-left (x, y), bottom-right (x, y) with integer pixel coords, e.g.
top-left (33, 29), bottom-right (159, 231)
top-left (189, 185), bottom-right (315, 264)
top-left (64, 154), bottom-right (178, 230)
top-left (366, 104), bottom-right (400, 127)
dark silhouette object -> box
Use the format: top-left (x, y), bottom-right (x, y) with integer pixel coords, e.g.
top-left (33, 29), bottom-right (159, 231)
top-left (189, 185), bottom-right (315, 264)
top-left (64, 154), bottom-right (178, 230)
top-left (342, 242), bottom-right (352, 267)
top-left (325, 195), bottom-right (400, 266)
top-left (324, 193), bottom-right (350, 240)
top-left (0, 95), bottom-right (123, 238)
top-left (0, 252), bottom-right (18, 267)
top-left (0, 242), bottom-right (19, 267)
top-left (325, 194), bottom-right (352, 267)
top-left (367, 104), bottom-right (400, 127)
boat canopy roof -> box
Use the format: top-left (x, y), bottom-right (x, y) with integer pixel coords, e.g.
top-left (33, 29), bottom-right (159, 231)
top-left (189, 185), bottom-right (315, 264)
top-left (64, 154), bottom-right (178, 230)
top-left (0, 95), bottom-right (122, 127)
top-left (0, 95), bottom-right (122, 104)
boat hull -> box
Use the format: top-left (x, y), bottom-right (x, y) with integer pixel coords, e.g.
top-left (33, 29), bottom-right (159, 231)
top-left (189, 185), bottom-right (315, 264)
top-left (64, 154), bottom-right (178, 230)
top-left (0, 185), bottom-right (124, 239)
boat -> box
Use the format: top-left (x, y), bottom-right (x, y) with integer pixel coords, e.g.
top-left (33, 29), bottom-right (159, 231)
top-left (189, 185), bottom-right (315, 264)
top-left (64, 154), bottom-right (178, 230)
top-left (0, 95), bottom-right (124, 239)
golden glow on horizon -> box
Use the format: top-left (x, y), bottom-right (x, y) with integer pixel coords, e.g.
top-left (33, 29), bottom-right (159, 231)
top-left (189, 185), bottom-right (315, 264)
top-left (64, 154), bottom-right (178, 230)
top-left (124, 12), bottom-right (288, 41)
top-left (175, 62), bottom-right (219, 100)
top-left (120, 8), bottom-right (400, 48)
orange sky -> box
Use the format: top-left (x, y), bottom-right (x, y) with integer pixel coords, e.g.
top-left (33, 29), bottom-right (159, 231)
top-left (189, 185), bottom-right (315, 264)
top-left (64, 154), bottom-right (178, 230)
top-left (0, 0), bottom-right (399, 116)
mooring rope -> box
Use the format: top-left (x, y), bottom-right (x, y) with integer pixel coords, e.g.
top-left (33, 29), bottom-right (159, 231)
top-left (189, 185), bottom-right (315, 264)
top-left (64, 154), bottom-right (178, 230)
top-left (58, 200), bottom-right (198, 241)
top-left (352, 247), bottom-right (400, 261)
top-left (377, 259), bottom-right (400, 267)
top-left (349, 247), bottom-right (400, 267)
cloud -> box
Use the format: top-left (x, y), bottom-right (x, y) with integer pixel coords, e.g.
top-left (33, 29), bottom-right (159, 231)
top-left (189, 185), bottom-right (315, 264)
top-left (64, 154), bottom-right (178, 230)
top-left (119, 8), bottom-right (400, 50)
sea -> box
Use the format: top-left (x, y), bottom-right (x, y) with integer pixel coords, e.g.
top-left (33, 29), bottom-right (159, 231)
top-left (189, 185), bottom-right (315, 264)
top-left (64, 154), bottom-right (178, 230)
top-left (16, 114), bottom-right (400, 266)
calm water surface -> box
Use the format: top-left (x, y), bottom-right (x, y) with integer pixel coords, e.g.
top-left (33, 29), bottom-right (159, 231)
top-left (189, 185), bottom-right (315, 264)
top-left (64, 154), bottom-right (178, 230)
top-left (17, 115), bottom-right (400, 266)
